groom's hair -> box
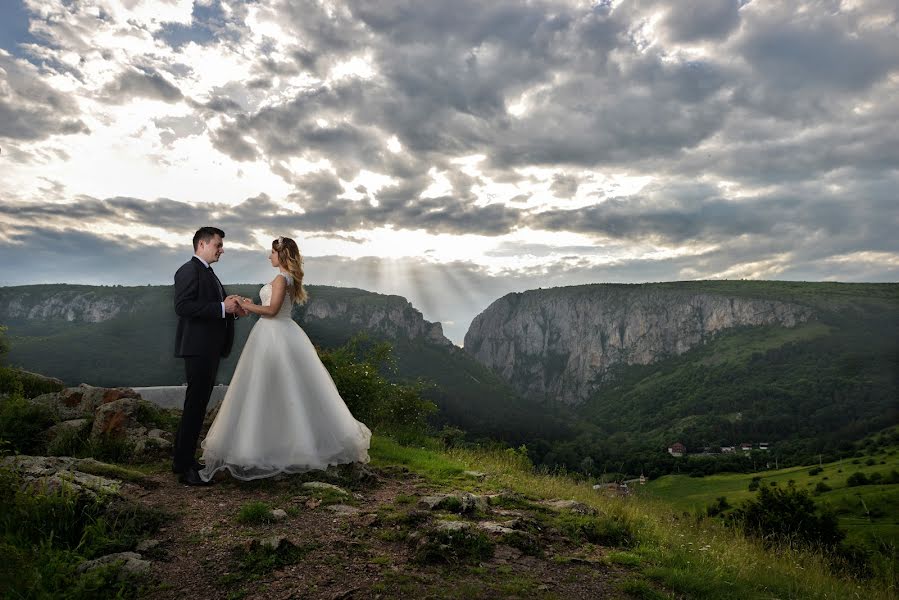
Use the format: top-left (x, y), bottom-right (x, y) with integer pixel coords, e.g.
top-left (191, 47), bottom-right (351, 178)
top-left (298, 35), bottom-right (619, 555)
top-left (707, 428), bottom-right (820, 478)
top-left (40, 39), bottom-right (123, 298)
top-left (193, 227), bottom-right (225, 250)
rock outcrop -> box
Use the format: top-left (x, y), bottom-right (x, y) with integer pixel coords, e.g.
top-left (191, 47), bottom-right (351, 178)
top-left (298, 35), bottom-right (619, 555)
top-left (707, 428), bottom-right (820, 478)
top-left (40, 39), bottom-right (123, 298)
top-left (300, 292), bottom-right (451, 346)
top-left (30, 384), bottom-right (174, 459)
top-left (0, 284), bottom-right (452, 346)
top-left (464, 284), bottom-right (813, 404)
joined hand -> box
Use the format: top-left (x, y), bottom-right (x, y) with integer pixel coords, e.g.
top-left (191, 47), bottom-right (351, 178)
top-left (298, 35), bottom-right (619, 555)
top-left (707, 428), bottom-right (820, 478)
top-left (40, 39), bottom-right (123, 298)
top-left (225, 295), bottom-right (250, 316)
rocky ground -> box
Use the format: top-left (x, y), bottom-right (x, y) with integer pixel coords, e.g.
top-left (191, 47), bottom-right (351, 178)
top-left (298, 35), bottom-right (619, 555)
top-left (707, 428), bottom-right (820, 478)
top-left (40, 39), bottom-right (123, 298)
top-left (134, 463), bottom-right (638, 599)
top-left (5, 383), bottom-right (651, 599)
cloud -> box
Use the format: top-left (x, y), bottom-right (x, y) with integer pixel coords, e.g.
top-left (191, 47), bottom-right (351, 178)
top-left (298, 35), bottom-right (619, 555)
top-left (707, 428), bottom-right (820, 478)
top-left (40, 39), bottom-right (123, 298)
top-left (1, 0), bottom-right (898, 344)
top-left (100, 67), bottom-right (184, 104)
top-left (0, 53), bottom-right (89, 141)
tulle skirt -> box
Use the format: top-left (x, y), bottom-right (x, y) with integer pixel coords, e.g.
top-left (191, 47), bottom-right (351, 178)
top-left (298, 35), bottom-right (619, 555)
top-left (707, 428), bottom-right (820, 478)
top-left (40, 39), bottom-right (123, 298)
top-left (199, 316), bottom-right (371, 482)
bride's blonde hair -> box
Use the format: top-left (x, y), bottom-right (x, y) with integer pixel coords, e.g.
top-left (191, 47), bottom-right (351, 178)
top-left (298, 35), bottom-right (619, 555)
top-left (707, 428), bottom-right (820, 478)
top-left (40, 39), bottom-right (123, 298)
top-left (273, 237), bottom-right (308, 304)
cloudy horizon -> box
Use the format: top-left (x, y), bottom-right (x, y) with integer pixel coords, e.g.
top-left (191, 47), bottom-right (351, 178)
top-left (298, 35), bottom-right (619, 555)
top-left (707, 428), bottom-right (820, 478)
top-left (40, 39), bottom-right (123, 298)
top-left (1, 0), bottom-right (897, 344)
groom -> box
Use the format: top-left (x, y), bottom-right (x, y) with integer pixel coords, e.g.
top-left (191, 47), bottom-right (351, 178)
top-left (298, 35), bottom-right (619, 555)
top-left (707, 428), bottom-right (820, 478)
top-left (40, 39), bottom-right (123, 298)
top-left (172, 226), bottom-right (245, 485)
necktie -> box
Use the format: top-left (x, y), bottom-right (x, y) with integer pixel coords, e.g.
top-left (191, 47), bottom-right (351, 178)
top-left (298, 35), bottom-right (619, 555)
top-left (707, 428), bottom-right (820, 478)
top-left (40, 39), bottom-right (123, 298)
top-left (208, 267), bottom-right (224, 301)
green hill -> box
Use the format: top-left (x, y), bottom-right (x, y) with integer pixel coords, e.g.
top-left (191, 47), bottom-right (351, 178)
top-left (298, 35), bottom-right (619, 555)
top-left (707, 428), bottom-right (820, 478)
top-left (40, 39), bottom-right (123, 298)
top-left (518, 281), bottom-right (899, 477)
top-left (0, 284), bottom-right (570, 443)
top-left (640, 426), bottom-right (899, 549)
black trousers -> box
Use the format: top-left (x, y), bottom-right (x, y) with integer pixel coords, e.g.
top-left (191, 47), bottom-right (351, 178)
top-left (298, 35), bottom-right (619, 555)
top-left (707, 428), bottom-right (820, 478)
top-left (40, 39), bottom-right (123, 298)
top-left (173, 354), bottom-right (220, 473)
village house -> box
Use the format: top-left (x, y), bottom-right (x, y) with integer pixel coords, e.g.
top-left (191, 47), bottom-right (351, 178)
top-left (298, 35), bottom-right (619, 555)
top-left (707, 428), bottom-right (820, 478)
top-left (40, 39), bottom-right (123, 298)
top-left (668, 442), bottom-right (686, 457)
top-left (741, 442), bottom-right (753, 452)
top-left (721, 446), bottom-right (736, 453)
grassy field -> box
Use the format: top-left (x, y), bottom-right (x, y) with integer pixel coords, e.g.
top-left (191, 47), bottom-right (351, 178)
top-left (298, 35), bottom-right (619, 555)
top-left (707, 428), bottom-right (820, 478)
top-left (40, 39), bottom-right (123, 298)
top-left (639, 441), bottom-right (899, 547)
top-left (370, 436), bottom-right (897, 599)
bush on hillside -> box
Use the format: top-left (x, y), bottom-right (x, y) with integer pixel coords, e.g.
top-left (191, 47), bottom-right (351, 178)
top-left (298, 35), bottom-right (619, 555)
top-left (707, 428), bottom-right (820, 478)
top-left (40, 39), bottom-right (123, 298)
top-left (319, 335), bottom-right (436, 437)
top-left (0, 395), bottom-right (55, 455)
top-left (729, 483), bottom-right (845, 550)
top-left (846, 472), bottom-right (869, 486)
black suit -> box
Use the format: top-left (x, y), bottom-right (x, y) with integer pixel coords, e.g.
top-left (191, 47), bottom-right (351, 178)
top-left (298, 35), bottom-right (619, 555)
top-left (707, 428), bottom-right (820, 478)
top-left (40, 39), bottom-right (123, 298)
top-left (172, 256), bottom-right (235, 473)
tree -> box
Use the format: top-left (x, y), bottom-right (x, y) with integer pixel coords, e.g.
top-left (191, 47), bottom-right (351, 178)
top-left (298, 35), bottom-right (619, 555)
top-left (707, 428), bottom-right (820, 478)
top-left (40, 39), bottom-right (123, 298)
top-left (730, 483), bottom-right (844, 549)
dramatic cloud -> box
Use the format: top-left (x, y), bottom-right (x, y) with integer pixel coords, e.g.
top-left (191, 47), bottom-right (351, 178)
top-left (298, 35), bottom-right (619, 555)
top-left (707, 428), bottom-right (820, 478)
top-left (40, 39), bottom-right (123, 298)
top-left (1, 0), bottom-right (897, 343)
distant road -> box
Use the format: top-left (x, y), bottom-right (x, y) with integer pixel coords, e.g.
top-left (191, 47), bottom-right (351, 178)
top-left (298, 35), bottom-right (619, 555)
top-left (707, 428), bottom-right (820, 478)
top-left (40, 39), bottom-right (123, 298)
top-left (133, 385), bottom-right (228, 411)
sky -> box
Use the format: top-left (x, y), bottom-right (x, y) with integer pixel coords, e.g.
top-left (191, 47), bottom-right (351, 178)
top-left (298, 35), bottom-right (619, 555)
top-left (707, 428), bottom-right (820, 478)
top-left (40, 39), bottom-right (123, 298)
top-left (1, 0), bottom-right (897, 345)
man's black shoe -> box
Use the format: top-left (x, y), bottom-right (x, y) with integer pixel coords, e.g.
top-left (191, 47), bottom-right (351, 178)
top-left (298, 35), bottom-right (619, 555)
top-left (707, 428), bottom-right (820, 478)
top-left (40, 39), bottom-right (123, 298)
top-left (178, 467), bottom-right (212, 486)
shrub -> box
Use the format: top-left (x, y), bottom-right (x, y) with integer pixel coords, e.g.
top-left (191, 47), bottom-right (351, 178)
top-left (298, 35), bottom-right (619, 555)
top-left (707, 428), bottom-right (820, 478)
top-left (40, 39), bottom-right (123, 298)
top-left (0, 366), bottom-right (64, 399)
top-left (729, 484), bottom-right (845, 549)
top-left (319, 335), bottom-right (436, 436)
top-left (846, 472), bottom-right (870, 487)
top-left (808, 466), bottom-right (823, 476)
top-left (706, 496), bottom-right (731, 518)
top-left (46, 420), bottom-right (93, 457)
top-left (813, 482), bottom-right (832, 495)
top-left (0, 394), bottom-right (56, 455)
top-left (556, 513), bottom-right (636, 548)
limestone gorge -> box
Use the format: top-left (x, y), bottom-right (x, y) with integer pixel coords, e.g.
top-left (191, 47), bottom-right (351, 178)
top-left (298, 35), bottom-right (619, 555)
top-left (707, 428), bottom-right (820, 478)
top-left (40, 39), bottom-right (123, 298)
top-left (464, 283), bottom-right (814, 405)
top-left (0, 284), bottom-right (452, 346)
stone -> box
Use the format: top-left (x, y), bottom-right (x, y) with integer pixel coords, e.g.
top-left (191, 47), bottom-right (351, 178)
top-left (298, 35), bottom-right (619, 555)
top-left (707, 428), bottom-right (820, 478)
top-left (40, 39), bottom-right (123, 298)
top-left (76, 552), bottom-right (150, 576)
top-left (1, 455), bottom-right (121, 498)
top-left (359, 513), bottom-right (380, 527)
top-left (271, 509), bottom-right (288, 520)
top-left (31, 384), bottom-right (141, 421)
top-left (542, 499), bottom-right (596, 515)
top-left (476, 521), bottom-right (517, 535)
top-left (418, 492), bottom-right (487, 514)
top-left (326, 504), bottom-right (361, 516)
top-left (418, 494), bottom-right (449, 510)
top-left (433, 520), bottom-right (472, 532)
top-left (302, 481), bottom-right (349, 495)
top-left (260, 536), bottom-right (289, 549)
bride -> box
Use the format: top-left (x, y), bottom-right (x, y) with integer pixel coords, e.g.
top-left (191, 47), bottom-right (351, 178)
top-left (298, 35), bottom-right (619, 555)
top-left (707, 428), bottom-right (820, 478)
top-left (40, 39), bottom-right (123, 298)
top-left (199, 236), bottom-right (371, 482)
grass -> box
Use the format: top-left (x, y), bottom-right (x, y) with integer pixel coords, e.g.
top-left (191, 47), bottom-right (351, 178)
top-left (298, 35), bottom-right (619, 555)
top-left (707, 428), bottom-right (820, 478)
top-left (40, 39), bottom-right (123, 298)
top-left (0, 465), bottom-right (167, 599)
top-left (369, 434), bottom-right (897, 600)
top-left (236, 501), bottom-right (276, 525)
top-left (221, 538), bottom-right (319, 587)
top-left (641, 447), bottom-right (899, 547)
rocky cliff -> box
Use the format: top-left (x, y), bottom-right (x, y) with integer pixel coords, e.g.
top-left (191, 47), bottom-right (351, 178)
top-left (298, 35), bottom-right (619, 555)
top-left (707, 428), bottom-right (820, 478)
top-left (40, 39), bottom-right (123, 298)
top-left (301, 291), bottom-right (451, 346)
top-left (0, 284), bottom-right (452, 346)
top-left (463, 284), bottom-right (814, 404)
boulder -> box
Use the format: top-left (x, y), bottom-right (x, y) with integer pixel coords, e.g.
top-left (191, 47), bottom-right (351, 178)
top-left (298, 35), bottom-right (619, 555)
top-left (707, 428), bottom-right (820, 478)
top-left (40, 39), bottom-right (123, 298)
top-left (418, 492), bottom-right (487, 514)
top-left (76, 552), bottom-right (151, 576)
top-left (301, 481), bottom-right (349, 496)
top-left (541, 499), bottom-right (596, 515)
top-left (31, 384), bottom-right (140, 421)
top-left (433, 520), bottom-right (472, 532)
top-left (89, 398), bottom-right (173, 459)
top-left (326, 504), bottom-right (361, 516)
top-left (1, 455), bottom-right (122, 498)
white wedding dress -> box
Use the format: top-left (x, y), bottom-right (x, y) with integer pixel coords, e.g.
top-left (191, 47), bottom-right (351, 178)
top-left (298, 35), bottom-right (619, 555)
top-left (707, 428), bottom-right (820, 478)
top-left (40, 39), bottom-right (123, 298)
top-left (199, 273), bottom-right (371, 482)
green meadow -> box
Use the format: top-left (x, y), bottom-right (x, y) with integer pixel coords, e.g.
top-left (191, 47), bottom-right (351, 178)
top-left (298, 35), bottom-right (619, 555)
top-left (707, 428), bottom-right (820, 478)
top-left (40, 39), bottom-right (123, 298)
top-left (639, 436), bottom-right (899, 547)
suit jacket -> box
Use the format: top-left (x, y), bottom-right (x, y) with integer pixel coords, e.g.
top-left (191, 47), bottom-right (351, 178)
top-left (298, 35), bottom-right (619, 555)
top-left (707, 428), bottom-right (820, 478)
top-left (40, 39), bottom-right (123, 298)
top-left (173, 257), bottom-right (235, 358)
